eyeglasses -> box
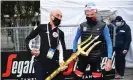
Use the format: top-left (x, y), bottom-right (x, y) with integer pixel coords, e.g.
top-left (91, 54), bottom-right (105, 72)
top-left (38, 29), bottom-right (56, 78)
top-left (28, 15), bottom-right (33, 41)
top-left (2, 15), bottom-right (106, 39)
top-left (85, 11), bottom-right (96, 17)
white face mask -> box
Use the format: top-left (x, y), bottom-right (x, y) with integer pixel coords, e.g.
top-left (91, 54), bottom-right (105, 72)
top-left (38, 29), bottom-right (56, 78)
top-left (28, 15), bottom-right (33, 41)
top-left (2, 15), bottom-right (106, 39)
top-left (116, 22), bottom-right (122, 26)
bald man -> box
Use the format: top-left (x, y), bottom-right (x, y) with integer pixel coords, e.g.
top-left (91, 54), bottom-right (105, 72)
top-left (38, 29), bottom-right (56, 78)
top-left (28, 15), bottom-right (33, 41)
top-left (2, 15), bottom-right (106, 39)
top-left (25, 9), bottom-right (66, 80)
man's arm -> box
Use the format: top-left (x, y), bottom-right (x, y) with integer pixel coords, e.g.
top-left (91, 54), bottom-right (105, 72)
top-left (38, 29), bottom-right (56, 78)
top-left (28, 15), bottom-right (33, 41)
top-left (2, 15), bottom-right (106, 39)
top-left (124, 26), bottom-right (132, 51)
top-left (73, 27), bottom-right (81, 52)
top-left (59, 31), bottom-right (66, 60)
top-left (103, 25), bottom-right (113, 59)
top-left (58, 31), bottom-right (68, 71)
top-left (103, 25), bottom-right (113, 71)
top-left (25, 25), bottom-right (40, 51)
top-left (60, 32), bottom-right (66, 52)
top-left (58, 40), bottom-right (64, 63)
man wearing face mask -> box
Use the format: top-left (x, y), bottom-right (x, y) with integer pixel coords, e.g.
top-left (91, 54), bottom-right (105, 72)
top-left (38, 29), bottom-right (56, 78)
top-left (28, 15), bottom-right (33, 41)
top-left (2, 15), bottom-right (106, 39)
top-left (114, 16), bottom-right (131, 79)
top-left (25, 9), bottom-right (67, 80)
top-left (72, 3), bottom-right (113, 80)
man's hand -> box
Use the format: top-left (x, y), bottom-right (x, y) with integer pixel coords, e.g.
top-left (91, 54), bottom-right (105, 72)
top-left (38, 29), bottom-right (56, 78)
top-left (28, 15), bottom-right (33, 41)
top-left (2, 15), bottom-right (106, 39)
top-left (104, 59), bottom-right (112, 71)
top-left (59, 60), bottom-right (68, 71)
top-left (31, 49), bottom-right (40, 56)
top-left (59, 60), bottom-right (64, 66)
top-left (123, 50), bottom-right (127, 54)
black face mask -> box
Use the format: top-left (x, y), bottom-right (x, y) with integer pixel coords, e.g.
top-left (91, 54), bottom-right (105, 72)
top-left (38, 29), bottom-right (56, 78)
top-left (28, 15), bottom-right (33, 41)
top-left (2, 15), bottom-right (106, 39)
top-left (53, 17), bottom-right (61, 26)
top-left (86, 17), bottom-right (96, 25)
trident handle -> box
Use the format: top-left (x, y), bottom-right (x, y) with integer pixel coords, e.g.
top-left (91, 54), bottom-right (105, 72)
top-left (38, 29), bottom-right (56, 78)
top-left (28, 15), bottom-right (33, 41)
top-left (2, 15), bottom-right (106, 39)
top-left (45, 35), bottom-right (101, 80)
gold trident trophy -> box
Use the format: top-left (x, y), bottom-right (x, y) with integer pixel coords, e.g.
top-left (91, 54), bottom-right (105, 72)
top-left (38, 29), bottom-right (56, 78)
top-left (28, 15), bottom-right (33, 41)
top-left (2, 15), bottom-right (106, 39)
top-left (45, 35), bottom-right (101, 80)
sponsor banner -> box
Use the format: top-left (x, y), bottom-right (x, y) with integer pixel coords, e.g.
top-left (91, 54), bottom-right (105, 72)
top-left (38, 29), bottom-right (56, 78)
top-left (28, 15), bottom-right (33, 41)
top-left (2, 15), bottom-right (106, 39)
top-left (1, 51), bottom-right (115, 80)
top-left (1, 51), bottom-right (35, 80)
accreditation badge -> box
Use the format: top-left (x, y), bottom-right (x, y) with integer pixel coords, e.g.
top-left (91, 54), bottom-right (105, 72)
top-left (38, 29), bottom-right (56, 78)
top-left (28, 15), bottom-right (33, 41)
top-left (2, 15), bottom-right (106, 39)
top-left (46, 48), bottom-right (55, 59)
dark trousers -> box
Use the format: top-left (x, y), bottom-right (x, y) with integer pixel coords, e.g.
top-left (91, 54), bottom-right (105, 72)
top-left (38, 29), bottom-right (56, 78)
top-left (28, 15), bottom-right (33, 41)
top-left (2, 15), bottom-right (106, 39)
top-left (75, 55), bottom-right (101, 80)
top-left (77, 55), bottom-right (101, 73)
top-left (34, 60), bottom-right (64, 80)
top-left (115, 48), bottom-right (126, 76)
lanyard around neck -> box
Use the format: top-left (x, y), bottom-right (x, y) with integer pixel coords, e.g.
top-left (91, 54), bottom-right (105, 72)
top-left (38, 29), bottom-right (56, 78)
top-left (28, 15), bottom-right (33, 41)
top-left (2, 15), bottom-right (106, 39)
top-left (47, 24), bottom-right (59, 48)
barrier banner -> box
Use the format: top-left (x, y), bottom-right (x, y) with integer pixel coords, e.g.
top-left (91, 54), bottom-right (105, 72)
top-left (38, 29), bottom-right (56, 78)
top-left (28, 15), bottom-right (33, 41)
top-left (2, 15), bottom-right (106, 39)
top-left (1, 52), bottom-right (36, 80)
top-left (1, 51), bottom-right (115, 80)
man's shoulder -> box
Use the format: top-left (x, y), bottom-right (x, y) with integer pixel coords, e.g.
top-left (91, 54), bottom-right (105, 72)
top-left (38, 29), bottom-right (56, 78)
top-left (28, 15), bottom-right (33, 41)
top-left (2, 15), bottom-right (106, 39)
top-left (80, 22), bottom-right (87, 26)
top-left (98, 20), bottom-right (106, 26)
top-left (37, 24), bottom-right (47, 30)
top-left (58, 28), bottom-right (64, 34)
top-left (39, 24), bottom-right (47, 27)
top-left (124, 24), bottom-right (131, 31)
top-left (79, 22), bottom-right (88, 28)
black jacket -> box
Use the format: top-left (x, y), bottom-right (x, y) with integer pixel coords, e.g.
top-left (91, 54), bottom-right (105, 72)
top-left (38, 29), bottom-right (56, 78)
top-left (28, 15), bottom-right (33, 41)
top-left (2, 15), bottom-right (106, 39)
top-left (25, 23), bottom-right (66, 63)
top-left (115, 21), bottom-right (131, 50)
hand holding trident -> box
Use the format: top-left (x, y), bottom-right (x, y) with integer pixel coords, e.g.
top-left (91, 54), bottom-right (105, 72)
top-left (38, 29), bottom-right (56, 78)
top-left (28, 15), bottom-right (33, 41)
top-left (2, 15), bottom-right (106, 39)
top-left (45, 35), bottom-right (101, 80)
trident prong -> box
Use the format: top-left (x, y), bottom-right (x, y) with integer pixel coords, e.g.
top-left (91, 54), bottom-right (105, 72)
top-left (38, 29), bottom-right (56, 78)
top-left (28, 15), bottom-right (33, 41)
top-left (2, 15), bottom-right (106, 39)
top-left (78, 35), bottom-right (100, 55)
top-left (85, 41), bottom-right (102, 56)
top-left (45, 35), bottom-right (101, 80)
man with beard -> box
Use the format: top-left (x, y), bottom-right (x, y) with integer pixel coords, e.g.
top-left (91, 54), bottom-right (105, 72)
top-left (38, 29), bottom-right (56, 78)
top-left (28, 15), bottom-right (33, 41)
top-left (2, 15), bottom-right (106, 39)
top-left (72, 3), bottom-right (113, 80)
top-left (25, 9), bottom-right (67, 80)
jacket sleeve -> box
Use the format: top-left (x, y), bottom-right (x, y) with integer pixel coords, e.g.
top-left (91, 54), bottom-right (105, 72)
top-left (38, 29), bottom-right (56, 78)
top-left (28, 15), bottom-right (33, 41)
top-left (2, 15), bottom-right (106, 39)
top-left (60, 32), bottom-right (66, 51)
top-left (25, 25), bottom-right (40, 51)
top-left (124, 26), bottom-right (132, 50)
top-left (103, 25), bottom-right (113, 59)
top-left (58, 40), bottom-right (64, 62)
top-left (73, 27), bottom-right (81, 52)
top-left (60, 31), bottom-right (67, 60)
